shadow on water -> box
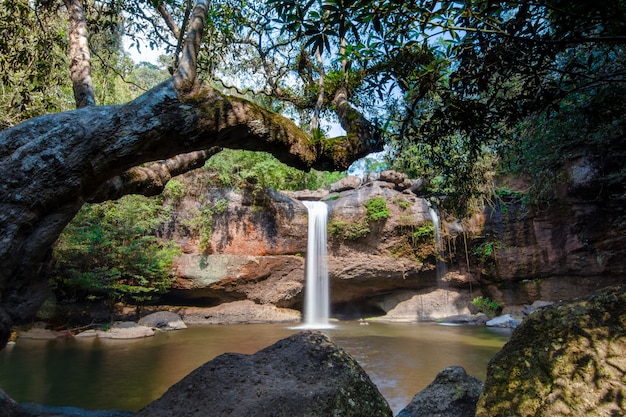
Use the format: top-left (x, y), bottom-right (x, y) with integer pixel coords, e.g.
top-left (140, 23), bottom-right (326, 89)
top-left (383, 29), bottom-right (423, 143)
top-left (0, 322), bottom-right (510, 415)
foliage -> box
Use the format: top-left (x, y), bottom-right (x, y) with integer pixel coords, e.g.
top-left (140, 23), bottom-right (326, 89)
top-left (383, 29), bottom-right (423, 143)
top-left (364, 197), bottom-right (390, 221)
top-left (0, 0), bottom-right (73, 127)
top-left (474, 241), bottom-right (503, 263)
top-left (180, 198), bottom-right (229, 251)
top-left (328, 220), bottom-right (370, 241)
top-left (202, 149), bottom-right (345, 191)
top-left (502, 85), bottom-right (626, 205)
top-left (471, 296), bottom-right (502, 318)
top-left (392, 197), bottom-right (410, 211)
top-left (51, 195), bottom-right (180, 310)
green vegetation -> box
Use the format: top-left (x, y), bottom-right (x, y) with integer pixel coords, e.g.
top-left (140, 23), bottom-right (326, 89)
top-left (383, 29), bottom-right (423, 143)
top-left (390, 222), bottom-right (437, 263)
top-left (202, 149), bottom-right (345, 191)
top-left (474, 241), bottom-right (503, 263)
top-left (471, 296), bottom-right (502, 318)
top-left (328, 220), bottom-right (371, 240)
top-left (364, 197), bottom-right (390, 221)
top-left (329, 197), bottom-right (390, 241)
top-left (52, 195), bottom-right (180, 314)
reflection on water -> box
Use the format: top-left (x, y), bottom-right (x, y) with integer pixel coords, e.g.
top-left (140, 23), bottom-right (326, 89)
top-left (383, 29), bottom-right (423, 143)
top-left (0, 322), bottom-right (510, 415)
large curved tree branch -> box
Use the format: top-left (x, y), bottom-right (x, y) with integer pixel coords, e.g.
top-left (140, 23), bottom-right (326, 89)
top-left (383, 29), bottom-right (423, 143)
top-left (88, 148), bottom-right (222, 203)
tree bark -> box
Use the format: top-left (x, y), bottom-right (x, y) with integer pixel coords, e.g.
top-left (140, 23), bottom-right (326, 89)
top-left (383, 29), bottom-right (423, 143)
top-left (0, 77), bottom-right (382, 348)
top-left (65, 0), bottom-right (95, 108)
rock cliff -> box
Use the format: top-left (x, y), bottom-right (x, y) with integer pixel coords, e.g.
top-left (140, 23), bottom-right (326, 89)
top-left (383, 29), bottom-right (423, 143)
top-left (156, 166), bottom-right (625, 323)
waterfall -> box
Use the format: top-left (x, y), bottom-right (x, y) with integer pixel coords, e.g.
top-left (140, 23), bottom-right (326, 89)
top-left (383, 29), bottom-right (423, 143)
top-left (428, 205), bottom-right (448, 282)
top-left (301, 201), bottom-right (332, 329)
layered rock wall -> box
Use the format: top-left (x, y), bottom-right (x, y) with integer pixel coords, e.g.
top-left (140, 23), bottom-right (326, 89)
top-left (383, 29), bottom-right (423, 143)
top-left (161, 168), bottom-right (626, 322)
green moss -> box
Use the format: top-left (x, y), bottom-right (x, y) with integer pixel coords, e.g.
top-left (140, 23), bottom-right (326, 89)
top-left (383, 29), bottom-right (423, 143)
top-left (364, 197), bottom-right (390, 221)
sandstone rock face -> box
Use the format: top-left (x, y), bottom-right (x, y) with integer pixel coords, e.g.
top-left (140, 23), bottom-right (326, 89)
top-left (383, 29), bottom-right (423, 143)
top-left (135, 331), bottom-right (392, 417)
top-left (473, 193), bottom-right (626, 306)
top-left (476, 285), bottom-right (626, 416)
top-left (397, 366), bottom-right (483, 417)
top-left (162, 167), bottom-right (626, 323)
top-left (167, 177), bottom-right (457, 320)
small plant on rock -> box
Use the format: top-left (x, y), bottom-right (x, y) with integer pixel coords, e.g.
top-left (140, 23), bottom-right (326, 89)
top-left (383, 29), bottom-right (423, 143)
top-left (471, 296), bottom-right (502, 318)
top-left (365, 197), bottom-right (390, 221)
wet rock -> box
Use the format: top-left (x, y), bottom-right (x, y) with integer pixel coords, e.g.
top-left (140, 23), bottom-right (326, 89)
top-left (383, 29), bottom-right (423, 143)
top-left (396, 366), bottom-right (483, 417)
top-left (138, 311), bottom-right (186, 330)
top-left (136, 331), bottom-right (392, 417)
top-left (476, 285), bottom-right (626, 416)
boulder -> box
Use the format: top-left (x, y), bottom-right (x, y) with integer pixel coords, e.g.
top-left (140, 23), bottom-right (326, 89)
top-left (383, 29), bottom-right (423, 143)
top-left (396, 366), bottom-right (483, 417)
top-left (135, 331), bottom-right (392, 417)
top-left (0, 388), bottom-right (25, 417)
top-left (485, 314), bottom-right (521, 328)
top-left (379, 170), bottom-right (408, 185)
top-left (476, 285), bottom-right (626, 416)
top-left (138, 311), bottom-right (186, 330)
top-left (329, 175), bottom-right (362, 193)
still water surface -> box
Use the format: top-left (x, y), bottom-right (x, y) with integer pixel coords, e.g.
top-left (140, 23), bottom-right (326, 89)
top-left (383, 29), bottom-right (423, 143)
top-left (0, 322), bottom-right (510, 415)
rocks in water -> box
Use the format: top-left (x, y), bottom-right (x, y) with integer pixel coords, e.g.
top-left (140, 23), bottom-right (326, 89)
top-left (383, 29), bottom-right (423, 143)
top-left (396, 366), bottom-right (483, 417)
top-left (476, 285), bottom-right (626, 416)
top-left (179, 300), bottom-right (301, 324)
top-left (138, 311), bottom-right (186, 330)
top-left (75, 322), bottom-right (154, 339)
top-left (135, 331), bottom-right (392, 417)
top-left (485, 314), bottom-right (522, 328)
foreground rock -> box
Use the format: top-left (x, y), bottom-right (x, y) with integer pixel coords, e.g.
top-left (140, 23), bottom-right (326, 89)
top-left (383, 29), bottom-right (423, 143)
top-left (136, 331), bottom-right (392, 417)
top-left (0, 388), bottom-right (24, 417)
top-left (396, 366), bottom-right (483, 417)
top-left (476, 285), bottom-right (626, 416)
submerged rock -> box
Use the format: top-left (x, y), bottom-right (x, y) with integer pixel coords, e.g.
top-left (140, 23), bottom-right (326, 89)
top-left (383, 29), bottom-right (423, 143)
top-left (396, 366), bottom-right (483, 417)
top-left (476, 285), bottom-right (626, 416)
top-left (135, 331), bottom-right (392, 417)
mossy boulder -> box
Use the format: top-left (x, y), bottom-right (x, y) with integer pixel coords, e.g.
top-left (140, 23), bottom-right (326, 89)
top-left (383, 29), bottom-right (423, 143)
top-left (135, 331), bottom-right (392, 417)
top-left (476, 285), bottom-right (626, 416)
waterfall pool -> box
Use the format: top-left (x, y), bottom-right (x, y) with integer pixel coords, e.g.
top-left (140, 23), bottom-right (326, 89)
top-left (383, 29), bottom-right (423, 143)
top-left (0, 321), bottom-right (510, 415)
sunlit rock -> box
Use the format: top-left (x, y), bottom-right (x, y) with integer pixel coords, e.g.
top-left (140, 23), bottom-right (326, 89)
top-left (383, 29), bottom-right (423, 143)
top-left (476, 285), bottom-right (626, 416)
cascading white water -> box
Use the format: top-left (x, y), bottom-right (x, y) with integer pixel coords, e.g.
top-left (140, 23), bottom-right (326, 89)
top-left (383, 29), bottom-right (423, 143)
top-left (428, 205), bottom-right (448, 282)
top-left (301, 200), bottom-right (332, 328)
